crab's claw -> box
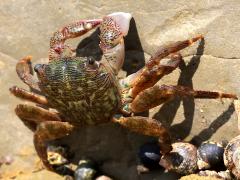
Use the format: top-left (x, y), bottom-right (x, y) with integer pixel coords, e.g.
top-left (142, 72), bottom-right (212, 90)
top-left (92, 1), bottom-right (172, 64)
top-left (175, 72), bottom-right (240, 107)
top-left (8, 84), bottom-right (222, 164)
top-left (99, 12), bottom-right (132, 74)
top-left (107, 12), bottom-right (132, 36)
top-left (100, 12), bottom-right (132, 50)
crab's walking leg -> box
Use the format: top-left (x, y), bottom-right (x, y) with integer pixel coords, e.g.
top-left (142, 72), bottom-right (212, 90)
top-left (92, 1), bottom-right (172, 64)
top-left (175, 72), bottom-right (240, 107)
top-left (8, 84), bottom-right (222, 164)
top-left (15, 105), bottom-right (74, 170)
top-left (10, 86), bottom-right (48, 105)
top-left (112, 116), bottom-right (172, 154)
top-left (16, 56), bottom-right (40, 91)
top-left (16, 104), bottom-right (61, 123)
top-left (123, 36), bottom-right (203, 98)
top-left (129, 85), bottom-right (238, 113)
top-left (15, 104), bottom-right (61, 131)
top-left (49, 19), bottom-right (102, 60)
top-left (34, 121), bottom-right (75, 170)
top-left (121, 53), bottom-right (183, 104)
top-left (147, 35), bottom-right (203, 69)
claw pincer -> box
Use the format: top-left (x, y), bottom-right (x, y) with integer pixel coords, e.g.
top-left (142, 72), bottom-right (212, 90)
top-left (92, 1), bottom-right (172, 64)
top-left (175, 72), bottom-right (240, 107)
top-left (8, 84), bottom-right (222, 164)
top-left (99, 12), bottom-right (132, 74)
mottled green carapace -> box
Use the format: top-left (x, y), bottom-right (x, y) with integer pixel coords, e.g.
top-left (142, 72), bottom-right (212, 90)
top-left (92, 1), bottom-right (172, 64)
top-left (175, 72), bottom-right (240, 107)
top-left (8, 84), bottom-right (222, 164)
top-left (37, 57), bottom-right (121, 125)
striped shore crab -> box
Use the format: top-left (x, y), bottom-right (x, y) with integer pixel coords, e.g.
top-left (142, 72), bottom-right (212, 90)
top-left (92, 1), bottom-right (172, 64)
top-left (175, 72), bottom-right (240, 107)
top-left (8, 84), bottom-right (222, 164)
top-left (9, 12), bottom-right (237, 172)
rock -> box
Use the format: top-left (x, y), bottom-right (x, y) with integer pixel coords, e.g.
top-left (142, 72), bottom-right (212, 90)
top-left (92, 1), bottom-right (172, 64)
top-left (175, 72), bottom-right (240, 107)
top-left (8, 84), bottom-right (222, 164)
top-left (0, 146), bottom-right (62, 179)
top-left (197, 141), bottom-right (225, 170)
top-left (138, 142), bottom-right (161, 169)
top-left (8, 169), bottom-right (63, 180)
top-left (1, 0), bottom-right (240, 179)
top-left (160, 142), bottom-right (198, 175)
top-left (180, 174), bottom-right (222, 180)
top-left (199, 170), bottom-right (232, 180)
top-left (96, 175), bottom-right (113, 180)
top-left (74, 159), bottom-right (97, 180)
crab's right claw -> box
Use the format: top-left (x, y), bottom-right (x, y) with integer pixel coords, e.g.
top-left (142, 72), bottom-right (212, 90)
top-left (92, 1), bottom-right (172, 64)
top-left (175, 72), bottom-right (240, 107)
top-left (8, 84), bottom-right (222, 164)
top-left (107, 12), bottom-right (132, 36)
top-left (99, 12), bottom-right (132, 74)
top-left (99, 12), bottom-right (132, 51)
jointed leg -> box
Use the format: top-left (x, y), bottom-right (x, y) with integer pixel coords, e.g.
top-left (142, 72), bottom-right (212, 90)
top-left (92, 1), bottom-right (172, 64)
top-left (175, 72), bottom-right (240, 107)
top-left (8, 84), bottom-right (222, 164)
top-left (16, 56), bottom-right (40, 92)
top-left (15, 104), bottom-right (62, 131)
top-left (34, 121), bottom-right (75, 170)
top-left (15, 104), bottom-right (74, 170)
top-left (10, 86), bottom-right (48, 105)
top-left (129, 84), bottom-right (237, 113)
top-left (18, 118), bottom-right (37, 132)
top-left (147, 35), bottom-right (203, 69)
top-left (120, 53), bottom-right (183, 105)
top-left (112, 116), bottom-right (172, 154)
top-left (49, 19), bottom-right (102, 60)
top-left (121, 36), bottom-right (203, 98)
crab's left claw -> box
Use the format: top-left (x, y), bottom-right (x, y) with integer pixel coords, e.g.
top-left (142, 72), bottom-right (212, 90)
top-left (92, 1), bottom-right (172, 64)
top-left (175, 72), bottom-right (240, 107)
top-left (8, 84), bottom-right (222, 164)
top-left (99, 12), bottom-right (132, 74)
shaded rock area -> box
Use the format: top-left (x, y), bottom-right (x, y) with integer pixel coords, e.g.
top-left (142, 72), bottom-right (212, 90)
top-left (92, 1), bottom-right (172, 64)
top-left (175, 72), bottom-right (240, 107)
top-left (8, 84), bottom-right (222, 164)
top-left (0, 0), bottom-right (240, 179)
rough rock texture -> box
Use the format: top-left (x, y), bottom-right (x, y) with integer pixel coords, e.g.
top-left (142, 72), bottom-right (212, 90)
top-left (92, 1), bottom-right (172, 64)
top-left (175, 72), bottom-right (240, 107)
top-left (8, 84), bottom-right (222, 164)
top-left (180, 174), bottom-right (221, 180)
top-left (1, 0), bottom-right (240, 179)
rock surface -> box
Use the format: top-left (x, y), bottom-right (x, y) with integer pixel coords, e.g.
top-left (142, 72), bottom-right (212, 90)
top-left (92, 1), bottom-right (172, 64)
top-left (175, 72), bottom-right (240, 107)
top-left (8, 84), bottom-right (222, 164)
top-left (0, 0), bottom-right (240, 179)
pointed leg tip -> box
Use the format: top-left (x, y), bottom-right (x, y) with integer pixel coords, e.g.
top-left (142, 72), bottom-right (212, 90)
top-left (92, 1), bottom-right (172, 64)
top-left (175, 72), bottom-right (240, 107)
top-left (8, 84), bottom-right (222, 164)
top-left (194, 34), bottom-right (204, 40)
top-left (24, 55), bottom-right (33, 61)
top-left (18, 56), bottom-right (32, 64)
top-left (9, 86), bottom-right (17, 93)
top-left (189, 35), bottom-right (204, 44)
top-left (220, 93), bottom-right (238, 100)
top-left (233, 96), bottom-right (238, 100)
top-left (197, 34), bottom-right (204, 39)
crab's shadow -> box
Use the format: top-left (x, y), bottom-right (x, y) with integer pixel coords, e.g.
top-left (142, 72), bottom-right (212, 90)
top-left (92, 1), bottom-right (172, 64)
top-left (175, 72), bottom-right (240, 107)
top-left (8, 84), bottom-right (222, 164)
top-left (190, 102), bottom-right (235, 145)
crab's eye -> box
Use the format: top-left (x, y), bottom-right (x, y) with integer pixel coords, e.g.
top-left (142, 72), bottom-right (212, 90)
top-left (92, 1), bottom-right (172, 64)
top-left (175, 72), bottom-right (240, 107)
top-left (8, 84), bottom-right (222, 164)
top-left (34, 64), bottom-right (45, 75)
top-left (88, 57), bottom-right (95, 65)
top-left (86, 57), bottom-right (98, 70)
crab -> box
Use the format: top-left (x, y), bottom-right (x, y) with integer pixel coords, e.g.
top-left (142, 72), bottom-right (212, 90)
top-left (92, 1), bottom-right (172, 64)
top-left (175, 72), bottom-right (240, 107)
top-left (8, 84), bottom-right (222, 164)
top-left (10, 12), bottom-right (237, 172)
